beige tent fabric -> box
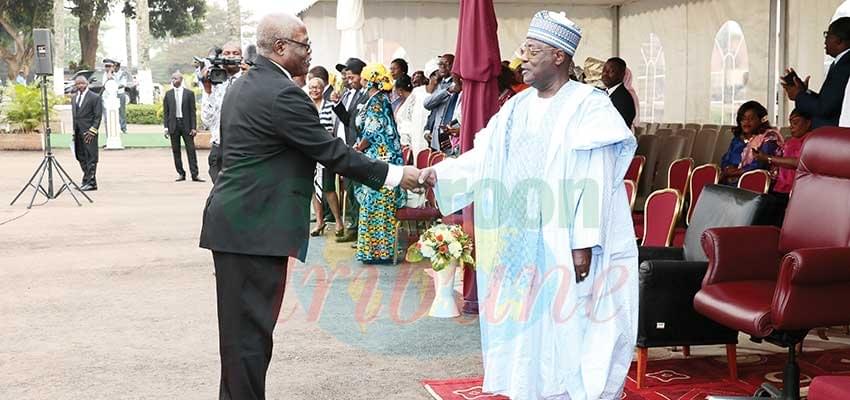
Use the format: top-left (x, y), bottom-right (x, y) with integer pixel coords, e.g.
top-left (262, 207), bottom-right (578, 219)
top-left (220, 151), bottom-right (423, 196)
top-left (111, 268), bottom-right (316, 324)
top-left (300, 0), bottom-right (850, 125)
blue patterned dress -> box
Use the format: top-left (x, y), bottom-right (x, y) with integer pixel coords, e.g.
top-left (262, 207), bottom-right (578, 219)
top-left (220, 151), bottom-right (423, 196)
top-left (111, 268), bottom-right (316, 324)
top-left (354, 92), bottom-right (405, 262)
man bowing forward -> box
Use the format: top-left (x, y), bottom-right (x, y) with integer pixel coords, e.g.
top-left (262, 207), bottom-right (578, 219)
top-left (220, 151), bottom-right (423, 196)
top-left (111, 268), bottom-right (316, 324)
top-left (199, 13), bottom-right (421, 400)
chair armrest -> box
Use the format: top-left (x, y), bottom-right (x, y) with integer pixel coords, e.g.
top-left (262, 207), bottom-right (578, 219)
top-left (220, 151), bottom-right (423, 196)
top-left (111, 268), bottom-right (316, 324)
top-left (701, 226), bottom-right (783, 285)
top-left (638, 246), bottom-right (684, 264)
top-left (772, 247), bottom-right (850, 330)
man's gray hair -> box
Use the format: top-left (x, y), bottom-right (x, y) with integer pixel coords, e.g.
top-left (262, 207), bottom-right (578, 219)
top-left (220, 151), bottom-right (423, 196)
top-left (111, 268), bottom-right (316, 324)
top-left (74, 75), bottom-right (88, 83)
top-left (222, 41), bottom-right (242, 52)
top-left (256, 13), bottom-right (304, 57)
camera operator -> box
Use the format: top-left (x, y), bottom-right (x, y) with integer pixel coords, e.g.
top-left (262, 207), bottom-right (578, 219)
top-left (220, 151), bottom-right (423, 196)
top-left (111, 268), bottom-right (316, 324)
top-left (200, 41), bottom-right (243, 183)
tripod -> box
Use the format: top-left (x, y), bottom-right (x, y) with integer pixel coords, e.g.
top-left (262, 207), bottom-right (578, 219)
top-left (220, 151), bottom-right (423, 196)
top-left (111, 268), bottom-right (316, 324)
top-left (10, 75), bottom-right (92, 209)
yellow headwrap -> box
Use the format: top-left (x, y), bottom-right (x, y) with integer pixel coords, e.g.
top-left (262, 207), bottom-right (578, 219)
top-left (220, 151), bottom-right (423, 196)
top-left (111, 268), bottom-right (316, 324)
top-left (361, 62), bottom-right (394, 92)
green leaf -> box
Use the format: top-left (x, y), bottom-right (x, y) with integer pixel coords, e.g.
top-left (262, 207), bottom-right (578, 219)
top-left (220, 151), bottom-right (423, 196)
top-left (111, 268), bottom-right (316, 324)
top-left (432, 258), bottom-right (447, 272)
top-left (404, 243), bottom-right (424, 263)
top-left (461, 254), bottom-right (476, 267)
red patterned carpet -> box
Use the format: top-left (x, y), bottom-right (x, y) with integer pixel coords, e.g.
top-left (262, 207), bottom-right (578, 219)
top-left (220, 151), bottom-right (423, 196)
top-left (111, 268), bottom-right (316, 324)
top-left (423, 348), bottom-right (850, 399)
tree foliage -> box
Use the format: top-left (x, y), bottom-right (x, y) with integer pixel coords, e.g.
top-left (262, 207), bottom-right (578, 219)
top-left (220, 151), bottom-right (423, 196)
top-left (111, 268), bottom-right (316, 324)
top-left (0, 0), bottom-right (53, 80)
top-left (69, 0), bottom-right (111, 70)
top-left (148, 4), bottom-right (245, 83)
top-left (123, 0), bottom-right (206, 39)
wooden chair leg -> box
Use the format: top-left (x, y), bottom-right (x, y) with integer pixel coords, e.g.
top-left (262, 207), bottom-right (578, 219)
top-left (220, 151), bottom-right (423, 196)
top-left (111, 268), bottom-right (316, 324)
top-left (726, 344), bottom-right (738, 380)
top-left (682, 345), bottom-right (690, 357)
top-left (636, 347), bottom-right (648, 389)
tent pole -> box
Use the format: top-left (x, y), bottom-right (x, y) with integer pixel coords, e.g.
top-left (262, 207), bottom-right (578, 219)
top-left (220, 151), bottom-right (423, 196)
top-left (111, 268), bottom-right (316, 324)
top-left (612, 5), bottom-right (621, 57)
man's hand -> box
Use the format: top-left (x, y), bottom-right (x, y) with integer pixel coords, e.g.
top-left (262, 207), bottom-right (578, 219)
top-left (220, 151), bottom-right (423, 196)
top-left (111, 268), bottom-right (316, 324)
top-left (418, 167), bottom-right (437, 188)
top-left (400, 166), bottom-right (422, 190)
top-left (84, 128), bottom-right (96, 144)
top-left (572, 248), bottom-right (592, 283)
top-left (330, 91), bottom-right (341, 103)
top-left (781, 68), bottom-right (809, 101)
top-left (190, 129), bottom-right (197, 137)
top-left (424, 131), bottom-right (432, 143)
top-left (164, 128), bottom-right (169, 139)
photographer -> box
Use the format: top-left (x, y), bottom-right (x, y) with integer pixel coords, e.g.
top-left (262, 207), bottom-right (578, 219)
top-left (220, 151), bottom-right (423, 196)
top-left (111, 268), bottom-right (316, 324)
top-left (200, 41), bottom-right (243, 183)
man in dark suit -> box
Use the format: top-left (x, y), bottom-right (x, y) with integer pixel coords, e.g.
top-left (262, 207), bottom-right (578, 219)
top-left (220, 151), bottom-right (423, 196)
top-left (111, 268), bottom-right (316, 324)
top-left (163, 72), bottom-right (203, 182)
top-left (331, 57), bottom-right (368, 242)
top-left (71, 76), bottom-right (103, 191)
top-left (199, 13), bottom-right (421, 400)
top-left (601, 57), bottom-right (636, 128)
top-left (784, 17), bottom-right (850, 129)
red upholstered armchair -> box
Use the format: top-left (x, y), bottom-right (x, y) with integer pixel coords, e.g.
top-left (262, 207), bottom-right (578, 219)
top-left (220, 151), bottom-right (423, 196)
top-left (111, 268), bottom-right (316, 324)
top-left (694, 128), bottom-right (850, 400)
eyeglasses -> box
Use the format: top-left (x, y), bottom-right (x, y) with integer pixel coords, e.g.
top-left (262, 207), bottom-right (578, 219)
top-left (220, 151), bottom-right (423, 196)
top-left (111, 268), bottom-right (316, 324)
top-left (280, 38), bottom-right (312, 52)
top-left (519, 43), bottom-right (553, 59)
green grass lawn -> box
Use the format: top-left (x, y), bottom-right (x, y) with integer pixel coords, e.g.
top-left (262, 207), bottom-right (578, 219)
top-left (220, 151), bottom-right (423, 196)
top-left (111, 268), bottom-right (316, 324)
top-left (49, 133), bottom-right (176, 148)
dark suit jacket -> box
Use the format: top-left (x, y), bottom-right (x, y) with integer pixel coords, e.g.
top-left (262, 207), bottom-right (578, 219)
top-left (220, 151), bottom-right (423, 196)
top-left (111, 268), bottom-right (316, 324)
top-left (199, 56), bottom-right (390, 260)
top-left (332, 88), bottom-right (367, 146)
top-left (71, 90), bottom-right (103, 135)
top-left (609, 84), bottom-right (636, 128)
top-left (796, 53), bottom-right (850, 129)
top-left (162, 87), bottom-right (197, 133)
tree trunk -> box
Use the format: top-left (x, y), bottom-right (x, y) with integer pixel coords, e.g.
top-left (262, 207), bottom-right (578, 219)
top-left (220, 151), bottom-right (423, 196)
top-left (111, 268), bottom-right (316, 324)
top-left (53, 0), bottom-right (66, 95)
top-left (0, 16), bottom-right (33, 81)
top-left (137, 0), bottom-right (153, 104)
top-left (78, 20), bottom-right (100, 70)
top-left (125, 15), bottom-right (133, 68)
top-left (227, 0), bottom-right (241, 40)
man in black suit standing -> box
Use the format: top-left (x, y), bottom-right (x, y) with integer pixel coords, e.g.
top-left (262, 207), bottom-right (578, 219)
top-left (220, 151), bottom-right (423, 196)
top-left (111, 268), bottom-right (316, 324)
top-left (784, 17), bottom-right (850, 129)
top-left (71, 76), bottom-right (103, 191)
top-left (199, 13), bottom-right (422, 400)
top-left (601, 57), bottom-right (636, 129)
top-left (163, 72), bottom-right (203, 182)
top-left (331, 57), bottom-right (368, 243)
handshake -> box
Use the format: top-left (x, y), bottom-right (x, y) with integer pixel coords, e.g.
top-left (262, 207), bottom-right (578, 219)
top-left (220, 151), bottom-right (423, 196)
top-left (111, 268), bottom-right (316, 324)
top-left (399, 166), bottom-right (437, 191)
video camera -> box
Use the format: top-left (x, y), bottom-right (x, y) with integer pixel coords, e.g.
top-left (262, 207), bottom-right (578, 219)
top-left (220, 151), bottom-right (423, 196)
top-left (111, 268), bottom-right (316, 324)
top-left (195, 47), bottom-right (242, 85)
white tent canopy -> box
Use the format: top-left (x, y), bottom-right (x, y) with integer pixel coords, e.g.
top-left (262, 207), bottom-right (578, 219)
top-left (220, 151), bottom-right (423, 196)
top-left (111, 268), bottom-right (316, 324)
top-left (302, 0), bottom-right (849, 125)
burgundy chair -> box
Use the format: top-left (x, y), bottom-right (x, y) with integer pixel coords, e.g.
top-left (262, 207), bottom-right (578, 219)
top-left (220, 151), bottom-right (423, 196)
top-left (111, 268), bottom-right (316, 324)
top-left (694, 128), bottom-right (850, 399)
top-left (415, 148), bottom-right (432, 169)
top-left (738, 169), bottom-right (771, 193)
top-left (401, 145), bottom-right (412, 166)
top-left (667, 157), bottom-right (694, 196)
top-left (638, 189), bottom-right (682, 247)
top-left (429, 152), bottom-right (445, 166)
top-left (394, 153), bottom-right (446, 263)
top-left (687, 164), bottom-right (720, 225)
top-left (625, 155), bottom-right (646, 184)
top-left (809, 376), bottom-right (850, 400)
top-left (624, 180), bottom-right (637, 210)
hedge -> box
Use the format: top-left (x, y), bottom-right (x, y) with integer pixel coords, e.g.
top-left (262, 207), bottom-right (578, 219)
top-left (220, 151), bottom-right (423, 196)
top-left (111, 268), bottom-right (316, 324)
top-left (126, 103), bottom-right (163, 125)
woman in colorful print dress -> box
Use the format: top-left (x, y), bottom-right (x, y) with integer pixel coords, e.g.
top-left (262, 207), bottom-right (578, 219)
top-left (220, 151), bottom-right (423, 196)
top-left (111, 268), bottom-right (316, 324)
top-left (353, 63), bottom-right (406, 263)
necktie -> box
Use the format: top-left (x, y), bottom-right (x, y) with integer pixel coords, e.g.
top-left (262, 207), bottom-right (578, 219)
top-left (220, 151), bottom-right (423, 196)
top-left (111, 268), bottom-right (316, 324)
top-left (78, 92), bottom-right (84, 107)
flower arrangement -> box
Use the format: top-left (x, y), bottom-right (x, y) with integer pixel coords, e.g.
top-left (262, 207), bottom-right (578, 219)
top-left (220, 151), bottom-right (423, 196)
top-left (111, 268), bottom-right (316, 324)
top-left (405, 224), bottom-right (474, 271)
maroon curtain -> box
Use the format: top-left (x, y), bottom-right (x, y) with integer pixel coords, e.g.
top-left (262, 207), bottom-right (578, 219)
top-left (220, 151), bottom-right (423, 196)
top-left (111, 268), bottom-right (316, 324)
top-left (452, 0), bottom-right (501, 314)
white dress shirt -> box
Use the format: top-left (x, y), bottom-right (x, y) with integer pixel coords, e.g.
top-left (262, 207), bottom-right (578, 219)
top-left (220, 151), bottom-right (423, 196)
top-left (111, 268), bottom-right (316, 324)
top-left (174, 87), bottom-right (183, 118)
top-left (606, 82), bottom-right (623, 96)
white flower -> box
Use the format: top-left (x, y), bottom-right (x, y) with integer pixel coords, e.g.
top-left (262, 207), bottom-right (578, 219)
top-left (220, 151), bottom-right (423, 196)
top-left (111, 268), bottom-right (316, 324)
top-left (420, 243), bottom-right (436, 258)
top-left (448, 241), bottom-right (463, 258)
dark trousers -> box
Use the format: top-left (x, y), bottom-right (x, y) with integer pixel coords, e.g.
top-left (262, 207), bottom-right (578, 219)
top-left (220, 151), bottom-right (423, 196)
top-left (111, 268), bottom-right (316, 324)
top-left (209, 143), bottom-right (222, 183)
top-left (343, 177), bottom-right (360, 232)
top-left (119, 93), bottom-right (127, 133)
top-left (170, 118), bottom-right (199, 178)
top-left (73, 131), bottom-right (98, 186)
top-left (212, 251), bottom-right (288, 400)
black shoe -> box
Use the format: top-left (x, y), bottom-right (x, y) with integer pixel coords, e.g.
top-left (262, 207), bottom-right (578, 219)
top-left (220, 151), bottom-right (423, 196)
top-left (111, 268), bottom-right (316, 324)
top-left (175, 176), bottom-right (186, 182)
top-left (80, 184), bottom-right (97, 191)
top-left (191, 176), bottom-right (206, 182)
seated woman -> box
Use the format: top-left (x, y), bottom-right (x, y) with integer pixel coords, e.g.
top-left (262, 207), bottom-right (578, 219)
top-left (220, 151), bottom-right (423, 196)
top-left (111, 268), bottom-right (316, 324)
top-left (755, 108), bottom-right (812, 200)
top-left (354, 63), bottom-right (406, 264)
top-left (720, 101), bottom-right (785, 185)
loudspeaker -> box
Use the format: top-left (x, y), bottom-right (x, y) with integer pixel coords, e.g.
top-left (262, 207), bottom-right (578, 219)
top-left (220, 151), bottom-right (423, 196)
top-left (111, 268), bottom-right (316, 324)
top-left (33, 29), bottom-right (53, 76)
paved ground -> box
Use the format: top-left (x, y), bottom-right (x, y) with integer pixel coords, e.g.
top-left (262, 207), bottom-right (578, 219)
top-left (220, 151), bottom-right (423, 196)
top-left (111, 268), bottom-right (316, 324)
top-left (2, 148), bottom-right (848, 399)
top-left (0, 148), bottom-right (481, 400)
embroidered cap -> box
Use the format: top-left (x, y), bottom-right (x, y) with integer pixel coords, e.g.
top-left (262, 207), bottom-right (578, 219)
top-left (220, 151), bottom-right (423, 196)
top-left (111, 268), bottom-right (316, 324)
top-left (527, 10), bottom-right (582, 57)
